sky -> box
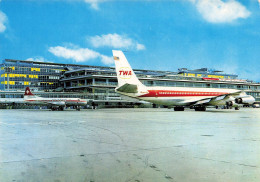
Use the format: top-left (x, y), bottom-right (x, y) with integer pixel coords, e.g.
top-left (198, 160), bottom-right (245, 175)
top-left (0, 0), bottom-right (260, 81)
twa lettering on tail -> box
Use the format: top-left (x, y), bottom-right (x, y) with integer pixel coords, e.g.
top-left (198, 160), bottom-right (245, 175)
top-left (119, 70), bottom-right (132, 76)
top-left (112, 50), bottom-right (255, 111)
top-left (119, 67), bottom-right (132, 79)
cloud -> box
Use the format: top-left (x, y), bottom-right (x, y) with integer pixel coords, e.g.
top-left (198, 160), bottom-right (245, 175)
top-left (49, 46), bottom-right (100, 62)
top-left (190, 0), bottom-right (251, 23)
top-left (136, 43), bottom-right (146, 51)
top-left (100, 55), bottom-right (114, 65)
top-left (26, 56), bottom-right (50, 62)
top-left (83, 0), bottom-right (106, 10)
top-left (48, 45), bottom-right (114, 65)
top-left (89, 33), bottom-right (146, 51)
top-left (0, 2), bottom-right (7, 33)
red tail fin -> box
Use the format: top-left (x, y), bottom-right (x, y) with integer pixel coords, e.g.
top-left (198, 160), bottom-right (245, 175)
top-left (25, 87), bottom-right (34, 96)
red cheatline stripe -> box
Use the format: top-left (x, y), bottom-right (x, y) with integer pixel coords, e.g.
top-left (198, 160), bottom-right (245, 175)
top-left (139, 90), bottom-right (228, 97)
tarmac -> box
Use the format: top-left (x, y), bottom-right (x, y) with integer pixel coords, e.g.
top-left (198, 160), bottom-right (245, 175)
top-left (0, 108), bottom-right (260, 182)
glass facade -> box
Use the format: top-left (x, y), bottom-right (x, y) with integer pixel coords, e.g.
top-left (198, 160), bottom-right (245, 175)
top-left (0, 59), bottom-right (86, 91)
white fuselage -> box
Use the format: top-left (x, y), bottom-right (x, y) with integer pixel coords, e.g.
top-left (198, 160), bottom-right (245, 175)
top-left (117, 86), bottom-right (240, 106)
top-left (24, 97), bottom-right (87, 106)
top-left (0, 98), bottom-right (25, 105)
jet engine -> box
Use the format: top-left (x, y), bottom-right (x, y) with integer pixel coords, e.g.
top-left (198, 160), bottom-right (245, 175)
top-left (235, 96), bottom-right (255, 104)
top-left (226, 101), bottom-right (234, 107)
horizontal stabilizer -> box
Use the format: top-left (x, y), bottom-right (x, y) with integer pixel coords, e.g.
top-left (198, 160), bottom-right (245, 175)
top-left (116, 83), bottom-right (138, 93)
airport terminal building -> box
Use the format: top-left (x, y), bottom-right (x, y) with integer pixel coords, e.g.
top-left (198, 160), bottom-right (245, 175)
top-left (1, 59), bottom-right (260, 107)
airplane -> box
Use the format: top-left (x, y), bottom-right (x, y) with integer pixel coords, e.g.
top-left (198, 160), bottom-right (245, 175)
top-left (0, 98), bottom-right (25, 105)
top-left (24, 87), bottom-right (87, 111)
top-left (112, 50), bottom-right (255, 111)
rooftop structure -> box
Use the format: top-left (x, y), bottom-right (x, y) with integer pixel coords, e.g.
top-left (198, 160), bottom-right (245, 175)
top-left (178, 67), bottom-right (238, 80)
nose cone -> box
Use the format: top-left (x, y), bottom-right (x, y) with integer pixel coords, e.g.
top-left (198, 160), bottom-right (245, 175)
top-left (250, 95), bottom-right (256, 104)
top-left (81, 99), bottom-right (88, 105)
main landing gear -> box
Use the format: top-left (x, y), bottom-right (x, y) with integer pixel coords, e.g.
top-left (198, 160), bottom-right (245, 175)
top-left (173, 106), bottom-right (207, 111)
top-left (75, 106), bottom-right (81, 111)
top-left (174, 106), bottom-right (185, 111)
top-left (194, 106), bottom-right (206, 111)
top-left (51, 106), bottom-right (64, 111)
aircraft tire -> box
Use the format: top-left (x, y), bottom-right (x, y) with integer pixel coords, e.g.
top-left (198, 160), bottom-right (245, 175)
top-left (195, 106), bottom-right (206, 111)
top-left (174, 107), bottom-right (184, 111)
top-left (76, 106), bottom-right (81, 111)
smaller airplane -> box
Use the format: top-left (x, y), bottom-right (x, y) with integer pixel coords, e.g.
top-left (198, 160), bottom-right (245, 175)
top-left (24, 87), bottom-right (87, 111)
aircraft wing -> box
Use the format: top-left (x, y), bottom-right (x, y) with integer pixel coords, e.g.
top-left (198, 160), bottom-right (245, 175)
top-left (180, 91), bottom-right (243, 106)
top-left (195, 91), bottom-right (244, 106)
top-left (47, 101), bottom-right (66, 106)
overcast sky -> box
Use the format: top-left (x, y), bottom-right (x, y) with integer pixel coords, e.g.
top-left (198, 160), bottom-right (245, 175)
top-left (0, 0), bottom-right (260, 81)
